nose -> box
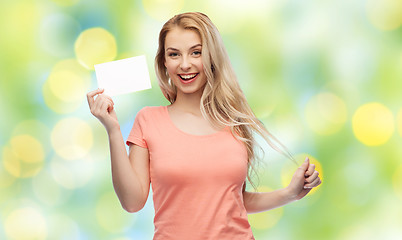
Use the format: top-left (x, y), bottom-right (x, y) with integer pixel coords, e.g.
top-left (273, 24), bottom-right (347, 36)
top-left (180, 56), bottom-right (191, 71)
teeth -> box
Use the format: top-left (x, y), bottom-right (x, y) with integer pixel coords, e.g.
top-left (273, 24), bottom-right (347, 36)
top-left (180, 74), bottom-right (196, 79)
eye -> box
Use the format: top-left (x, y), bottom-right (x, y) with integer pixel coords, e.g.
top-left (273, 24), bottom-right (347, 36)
top-left (168, 52), bottom-right (179, 57)
top-left (192, 51), bottom-right (201, 56)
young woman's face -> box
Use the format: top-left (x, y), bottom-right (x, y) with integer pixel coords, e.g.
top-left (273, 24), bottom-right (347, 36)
top-left (164, 27), bottom-right (207, 97)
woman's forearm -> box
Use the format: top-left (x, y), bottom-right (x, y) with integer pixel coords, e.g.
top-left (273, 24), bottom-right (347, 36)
top-left (243, 188), bottom-right (295, 214)
top-left (107, 128), bottom-right (145, 212)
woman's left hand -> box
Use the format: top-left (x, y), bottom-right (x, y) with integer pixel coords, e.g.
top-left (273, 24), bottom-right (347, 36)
top-left (286, 157), bottom-right (321, 201)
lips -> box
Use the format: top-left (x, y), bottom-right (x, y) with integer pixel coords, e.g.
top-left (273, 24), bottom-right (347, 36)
top-left (178, 73), bottom-right (198, 81)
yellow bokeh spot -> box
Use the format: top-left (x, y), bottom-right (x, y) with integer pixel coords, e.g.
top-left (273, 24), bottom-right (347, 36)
top-left (393, 164), bottom-right (402, 201)
top-left (51, 117), bottom-right (93, 160)
top-left (397, 108), bottom-right (402, 137)
top-left (96, 191), bottom-right (135, 233)
top-left (5, 207), bottom-right (47, 240)
top-left (2, 135), bottom-right (45, 178)
top-left (12, 120), bottom-right (51, 153)
top-left (47, 59), bottom-right (91, 102)
top-left (10, 135), bottom-right (44, 163)
top-left (43, 80), bottom-right (80, 114)
top-left (305, 92), bottom-right (347, 135)
top-left (75, 27), bottom-right (117, 70)
top-left (43, 59), bottom-right (91, 114)
top-left (281, 154), bottom-right (323, 196)
top-left (248, 185), bottom-right (283, 230)
top-left (366, 0), bottom-right (402, 31)
top-left (142, 0), bottom-right (185, 21)
top-left (352, 102), bottom-right (394, 146)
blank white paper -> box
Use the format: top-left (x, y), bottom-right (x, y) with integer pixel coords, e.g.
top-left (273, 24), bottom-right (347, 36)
top-left (94, 55), bottom-right (152, 96)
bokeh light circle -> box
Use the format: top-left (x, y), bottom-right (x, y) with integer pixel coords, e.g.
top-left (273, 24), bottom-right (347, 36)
top-left (75, 27), bottom-right (117, 70)
top-left (2, 135), bottom-right (45, 178)
top-left (281, 154), bottom-right (323, 196)
top-left (304, 92), bottom-right (347, 135)
top-left (366, 0), bottom-right (402, 31)
top-left (248, 185), bottom-right (283, 230)
top-left (96, 191), bottom-right (135, 233)
top-left (352, 102), bottom-right (394, 146)
top-left (12, 120), bottom-right (51, 154)
top-left (51, 117), bottom-right (93, 160)
top-left (43, 81), bottom-right (79, 114)
top-left (142, 0), bottom-right (185, 21)
top-left (10, 135), bottom-right (44, 163)
top-left (43, 59), bottom-right (91, 114)
top-left (5, 207), bottom-right (47, 240)
top-left (47, 59), bottom-right (91, 102)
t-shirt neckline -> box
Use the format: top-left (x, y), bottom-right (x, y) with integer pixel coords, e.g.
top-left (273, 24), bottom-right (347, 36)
top-left (163, 105), bottom-right (229, 138)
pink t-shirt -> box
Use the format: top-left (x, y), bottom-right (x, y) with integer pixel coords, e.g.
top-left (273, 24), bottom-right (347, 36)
top-left (126, 106), bottom-right (255, 240)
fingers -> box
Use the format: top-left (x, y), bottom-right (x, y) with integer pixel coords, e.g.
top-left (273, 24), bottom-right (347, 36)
top-left (293, 158), bottom-right (309, 182)
top-left (305, 170), bottom-right (319, 183)
top-left (105, 99), bottom-right (114, 112)
top-left (304, 168), bottom-right (321, 189)
top-left (86, 88), bottom-right (104, 107)
top-left (99, 97), bottom-right (114, 113)
top-left (301, 157), bottom-right (321, 189)
top-left (305, 162), bottom-right (316, 177)
top-left (304, 177), bottom-right (321, 189)
top-left (89, 91), bottom-right (114, 117)
top-left (102, 93), bottom-right (114, 106)
top-left (299, 157), bottom-right (310, 172)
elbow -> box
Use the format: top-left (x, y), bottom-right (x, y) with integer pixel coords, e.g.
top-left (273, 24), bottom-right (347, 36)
top-left (122, 205), bottom-right (140, 213)
top-left (115, 188), bottom-right (148, 213)
top-left (121, 202), bottom-right (145, 213)
top-left (123, 207), bottom-right (139, 213)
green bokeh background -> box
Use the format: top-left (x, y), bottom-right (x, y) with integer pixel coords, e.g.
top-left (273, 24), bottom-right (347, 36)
top-left (1, 0), bottom-right (402, 239)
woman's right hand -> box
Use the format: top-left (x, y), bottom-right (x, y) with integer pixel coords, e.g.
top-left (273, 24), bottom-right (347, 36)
top-left (87, 88), bottom-right (119, 132)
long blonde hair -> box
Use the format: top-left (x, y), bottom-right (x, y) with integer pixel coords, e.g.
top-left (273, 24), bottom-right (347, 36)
top-left (155, 12), bottom-right (295, 190)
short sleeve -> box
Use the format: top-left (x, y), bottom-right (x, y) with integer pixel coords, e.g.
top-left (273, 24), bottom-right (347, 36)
top-left (126, 107), bottom-right (148, 148)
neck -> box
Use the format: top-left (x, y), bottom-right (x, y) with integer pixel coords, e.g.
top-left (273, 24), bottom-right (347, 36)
top-left (171, 89), bottom-right (204, 116)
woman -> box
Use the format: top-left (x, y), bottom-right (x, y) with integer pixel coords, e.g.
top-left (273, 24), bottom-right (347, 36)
top-left (87, 12), bottom-right (321, 240)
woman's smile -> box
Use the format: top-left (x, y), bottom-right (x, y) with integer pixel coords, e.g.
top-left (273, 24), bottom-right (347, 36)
top-left (178, 73), bottom-right (199, 84)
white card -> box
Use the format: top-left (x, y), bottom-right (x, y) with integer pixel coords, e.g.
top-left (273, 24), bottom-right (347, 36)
top-left (94, 55), bottom-right (152, 96)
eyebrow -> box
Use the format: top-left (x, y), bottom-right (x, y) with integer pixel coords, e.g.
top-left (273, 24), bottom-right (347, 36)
top-left (166, 44), bottom-right (202, 52)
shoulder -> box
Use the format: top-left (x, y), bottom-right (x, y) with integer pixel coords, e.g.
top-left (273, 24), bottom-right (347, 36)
top-left (133, 106), bottom-right (167, 132)
top-left (136, 105), bottom-right (166, 119)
